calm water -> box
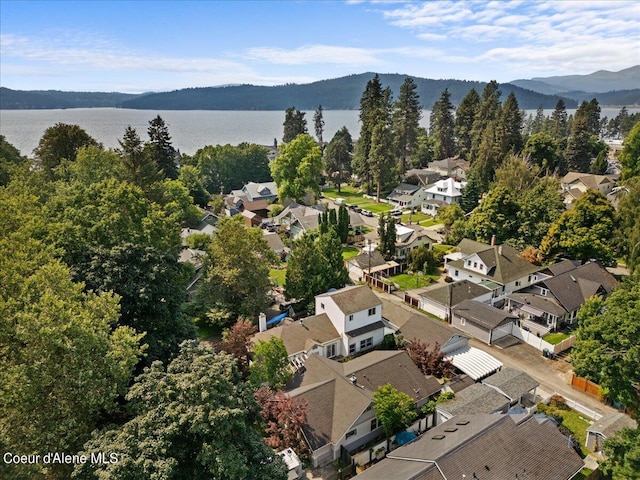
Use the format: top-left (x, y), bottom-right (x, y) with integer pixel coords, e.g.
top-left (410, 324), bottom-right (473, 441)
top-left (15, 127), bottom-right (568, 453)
top-left (0, 107), bottom-right (635, 157)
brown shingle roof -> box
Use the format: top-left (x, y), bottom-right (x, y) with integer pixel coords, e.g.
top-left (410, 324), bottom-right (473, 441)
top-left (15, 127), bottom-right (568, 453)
top-left (252, 314), bottom-right (340, 356)
top-left (417, 280), bottom-right (492, 307)
top-left (453, 300), bottom-right (517, 330)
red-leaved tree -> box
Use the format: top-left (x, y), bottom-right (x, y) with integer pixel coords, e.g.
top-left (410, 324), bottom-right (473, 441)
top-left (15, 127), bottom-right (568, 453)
top-left (255, 386), bottom-right (309, 454)
top-left (218, 318), bottom-right (256, 377)
top-left (406, 339), bottom-right (454, 378)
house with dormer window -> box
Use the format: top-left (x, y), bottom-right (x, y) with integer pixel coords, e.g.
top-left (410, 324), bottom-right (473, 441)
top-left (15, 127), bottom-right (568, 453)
top-left (421, 177), bottom-right (466, 216)
top-left (387, 183), bottom-right (429, 210)
top-left (444, 239), bottom-right (547, 304)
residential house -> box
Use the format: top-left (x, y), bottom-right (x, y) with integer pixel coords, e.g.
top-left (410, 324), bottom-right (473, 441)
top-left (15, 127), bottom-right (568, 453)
top-left (387, 183), bottom-right (429, 210)
top-left (253, 285), bottom-right (393, 365)
top-left (381, 299), bottom-right (503, 381)
top-left (586, 413), bottom-right (636, 453)
top-left (445, 239), bottom-right (546, 304)
top-left (507, 261), bottom-right (618, 334)
top-left (287, 351), bottom-right (441, 467)
top-left (178, 247), bottom-right (206, 301)
top-left (560, 172), bottom-right (618, 207)
top-left (275, 202), bottom-right (326, 240)
top-left (262, 231), bottom-right (288, 260)
top-left (403, 169), bottom-right (442, 187)
top-left (353, 414), bottom-right (584, 480)
top-left (452, 299), bottom-right (518, 345)
top-left (230, 181), bottom-right (278, 202)
top-left (436, 383), bottom-right (511, 422)
top-left (394, 224), bottom-right (438, 261)
top-left (412, 280), bottom-right (494, 320)
top-left (481, 368), bottom-right (539, 408)
top-left (346, 249), bottom-right (400, 283)
top-left (421, 177), bottom-right (466, 216)
top-left (428, 156), bottom-right (470, 179)
top-left (180, 211), bottom-right (217, 243)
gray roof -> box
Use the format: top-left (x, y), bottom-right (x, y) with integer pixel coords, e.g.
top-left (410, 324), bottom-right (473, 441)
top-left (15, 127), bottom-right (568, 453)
top-left (453, 299), bottom-right (517, 330)
top-left (546, 259), bottom-right (583, 276)
top-left (587, 412), bottom-right (636, 438)
top-left (355, 414), bottom-right (584, 480)
top-left (252, 314), bottom-right (340, 356)
top-left (449, 242), bottom-right (542, 285)
top-left (288, 351), bottom-right (440, 451)
top-left (437, 383), bottom-right (510, 416)
top-left (317, 285), bottom-right (381, 315)
top-left (508, 291), bottom-right (567, 317)
top-left (542, 262), bottom-right (618, 313)
top-left (417, 280), bottom-right (491, 307)
top-left (482, 368), bottom-right (539, 402)
top-left (348, 250), bottom-right (387, 270)
top-left (345, 320), bottom-right (386, 338)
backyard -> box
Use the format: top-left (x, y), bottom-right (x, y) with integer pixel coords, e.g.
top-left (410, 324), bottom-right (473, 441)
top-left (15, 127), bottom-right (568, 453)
top-left (322, 185), bottom-right (393, 214)
top-left (388, 271), bottom-right (440, 290)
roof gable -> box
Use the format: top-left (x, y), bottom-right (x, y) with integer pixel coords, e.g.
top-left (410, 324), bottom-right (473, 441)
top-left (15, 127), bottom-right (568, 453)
top-left (317, 285), bottom-right (381, 315)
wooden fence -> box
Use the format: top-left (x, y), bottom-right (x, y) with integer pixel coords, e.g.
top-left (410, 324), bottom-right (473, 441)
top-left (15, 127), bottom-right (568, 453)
top-left (571, 374), bottom-right (603, 400)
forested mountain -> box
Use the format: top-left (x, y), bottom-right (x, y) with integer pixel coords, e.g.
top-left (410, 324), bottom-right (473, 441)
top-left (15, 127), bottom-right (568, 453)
top-left (2, 74), bottom-right (577, 110)
top-left (0, 87), bottom-right (145, 109)
top-left (118, 73), bottom-right (574, 110)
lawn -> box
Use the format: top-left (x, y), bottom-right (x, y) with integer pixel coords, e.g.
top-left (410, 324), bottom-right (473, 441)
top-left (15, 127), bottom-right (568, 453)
top-left (342, 246), bottom-right (361, 260)
top-left (388, 272), bottom-right (439, 291)
top-left (543, 332), bottom-right (571, 345)
top-left (560, 408), bottom-right (592, 457)
top-left (322, 185), bottom-right (394, 214)
top-left (269, 268), bottom-right (286, 287)
top-left (434, 244), bottom-right (455, 254)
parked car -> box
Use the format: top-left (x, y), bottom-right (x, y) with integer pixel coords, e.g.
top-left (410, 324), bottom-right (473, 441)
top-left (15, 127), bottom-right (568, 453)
top-left (361, 209), bottom-right (373, 217)
top-left (390, 209), bottom-right (402, 216)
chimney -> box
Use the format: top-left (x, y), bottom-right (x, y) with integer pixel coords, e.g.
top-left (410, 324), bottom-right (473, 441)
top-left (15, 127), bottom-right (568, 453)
top-left (491, 234), bottom-right (496, 246)
top-left (498, 245), bottom-right (503, 256)
top-left (258, 312), bottom-right (267, 332)
top-left (350, 374), bottom-right (357, 385)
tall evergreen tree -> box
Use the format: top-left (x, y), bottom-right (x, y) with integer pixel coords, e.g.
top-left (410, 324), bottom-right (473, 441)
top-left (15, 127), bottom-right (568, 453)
top-left (564, 117), bottom-right (597, 173)
top-left (470, 81), bottom-right (502, 161)
top-left (377, 214), bottom-right (397, 260)
top-left (146, 115), bottom-right (177, 179)
top-left (354, 74), bottom-right (385, 195)
top-left (323, 127), bottom-right (353, 192)
top-left (282, 106), bottom-right (308, 143)
top-left (337, 204), bottom-right (349, 244)
top-left (497, 92), bottom-right (524, 155)
top-left (550, 99), bottom-right (569, 140)
top-left (313, 105), bottom-right (325, 146)
top-left (460, 168), bottom-right (482, 213)
top-left (455, 88), bottom-right (480, 160)
top-left (575, 99), bottom-right (601, 136)
top-left (370, 110), bottom-right (394, 202)
top-left (118, 126), bottom-right (161, 189)
top-left (429, 88), bottom-right (456, 160)
top-left (393, 77), bottom-right (422, 174)
top-left (529, 105), bottom-right (546, 136)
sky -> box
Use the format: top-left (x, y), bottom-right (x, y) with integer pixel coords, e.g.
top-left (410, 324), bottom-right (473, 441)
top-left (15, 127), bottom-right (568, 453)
top-left (1, 0), bottom-right (638, 93)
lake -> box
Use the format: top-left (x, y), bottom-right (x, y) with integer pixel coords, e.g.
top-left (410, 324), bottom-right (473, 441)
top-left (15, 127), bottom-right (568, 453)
top-left (0, 107), bottom-right (635, 157)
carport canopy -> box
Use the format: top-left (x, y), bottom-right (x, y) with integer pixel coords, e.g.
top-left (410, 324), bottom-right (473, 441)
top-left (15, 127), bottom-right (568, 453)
top-left (445, 346), bottom-right (503, 381)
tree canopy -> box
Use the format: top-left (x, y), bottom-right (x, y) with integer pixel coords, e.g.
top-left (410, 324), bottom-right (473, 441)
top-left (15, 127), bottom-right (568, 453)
top-left (270, 134), bottom-right (322, 203)
top-left (374, 384), bottom-right (417, 439)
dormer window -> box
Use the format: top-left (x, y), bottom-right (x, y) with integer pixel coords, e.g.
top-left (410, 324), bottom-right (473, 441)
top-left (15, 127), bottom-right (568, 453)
top-left (348, 314), bottom-right (354, 322)
top-left (368, 307), bottom-right (376, 316)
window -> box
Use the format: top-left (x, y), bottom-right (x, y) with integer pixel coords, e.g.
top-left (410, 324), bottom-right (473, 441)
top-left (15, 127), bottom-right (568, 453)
top-left (467, 260), bottom-right (471, 266)
top-left (460, 317), bottom-right (466, 326)
top-left (326, 344), bottom-right (336, 358)
top-left (349, 344), bottom-right (356, 355)
top-left (320, 303), bottom-right (325, 310)
top-left (368, 307), bottom-right (376, 316)
top-left (348, 314), bottom-right (354, 322)
top-left (541, 288), bottom-right (548, 296)
top-left (473, 262), bottom-right (477, 268)
top-left (360, 337), bottom-right (373, 350)
top-left (371, 419), bottom-right (380, 431)
top-left (454, 270), bottom-right (459, 276)
top-left (515, 281), bottom-right (521, 287)
top-left (346, 429), bottom-right (357, 439)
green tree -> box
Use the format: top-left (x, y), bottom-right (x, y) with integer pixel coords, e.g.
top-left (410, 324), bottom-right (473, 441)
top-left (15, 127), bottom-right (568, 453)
top-left (337, 204), bottom-right (350, 244)
top-left (540, 190), bottom-right (617, 265)
top-left (250, 337), bottom-right (292, 389)
top-left (470, 80), bottom-right (502, 161)
top-left (437, 203), bottom-right (464, 228)
top-left (572, 275), bottom-right (640, 414)
top-left (473, 121), bottom-right (501, 191)
top-left (374, 384), bottom-right (417, 440)
top-left (393, 76), bottom-right (422, 173)
top-left (370, 110), bottom-right (394, 202)
top-left (590, 149), bottom-right (609, 174)
top-left (492, 155), bottom-right (540, 193)
top-left (467, 185), bottom-right (520, 244)
top-left (73, 342), bottom-right (287, 480)
top-left (429, 88), bottom-right (456, 160)
top-left (283, 106), bottom-right (308, 143)
top-left (146, 115), bottom-right (178, 179)
top-left (550, 99), bottom-right (569, 140)
top-left (324, 127), bottom-right (353, 192)
top-left (564, 116), bottom-right (603, 173)
top-left (411, 127), bottom-right (437, 168)
top-left (575, 98), bottom-right (601, 136)
top-left (455, 88), bottom-right (480, 160)
top-left (600, 426), bottom-right (640, 480)
top-left (118, 125), bottom-right (161, 190)
top-left (377, 214), bottom-right (397, 260)
top-left (615, 177), bottom-right (640, 274)
top-left (0, 226), bottom-right (143, 480)
top-left (515, 177), bottom-right (565, 250)
top-left (619, 121), bottom-right (640, 180)
top-left (313, 104), bottom-right (325, 145)
top-left (460, 168), bottom-right (482, 213)
top-left (198, 216), bottom-right (277, 326)
top-left (285, 229), bottom-right (349, 309)
top-left (178, 164), bottom-right (210, 207)
top-left (33, 122), bottom-right (100, 177)
top-left (497, 91), bottom-right (524, 155)
top-left (0, 135), bottom-right (26, 186)
top-left (270, 134), bottom-right (322, 203)
top-left (354, 74), bottom-right (385, 194)
top-left (523, 132), bottom-right (560, 175)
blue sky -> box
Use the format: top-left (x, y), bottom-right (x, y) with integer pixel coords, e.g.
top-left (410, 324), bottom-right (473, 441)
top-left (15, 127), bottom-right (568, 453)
top-left (1, 0), bottom-right (638, 93)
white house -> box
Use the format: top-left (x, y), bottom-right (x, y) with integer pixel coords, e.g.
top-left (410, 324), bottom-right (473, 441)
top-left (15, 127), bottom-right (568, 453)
top-left (421, 177), bottom-right (466, 216)
top-left (387, 183), bottom-right (429, 210)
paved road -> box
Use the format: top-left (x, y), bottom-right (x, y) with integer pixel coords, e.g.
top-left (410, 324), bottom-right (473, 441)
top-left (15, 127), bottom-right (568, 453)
top-left (377, 290), bottom-right (618, 417)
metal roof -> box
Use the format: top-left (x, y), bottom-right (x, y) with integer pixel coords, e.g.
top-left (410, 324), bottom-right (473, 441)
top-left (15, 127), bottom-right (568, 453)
top-left (445, 346), bottom-right (503, 381)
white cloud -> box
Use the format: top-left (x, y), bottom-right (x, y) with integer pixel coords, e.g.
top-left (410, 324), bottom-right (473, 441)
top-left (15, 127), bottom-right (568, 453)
top-left (243, 44), bottom-right (383, 66)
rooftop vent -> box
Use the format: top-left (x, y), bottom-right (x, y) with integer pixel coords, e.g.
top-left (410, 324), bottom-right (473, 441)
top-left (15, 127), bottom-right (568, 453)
top-left (431, 434), bottom-right (445, 440)
top-left (444, 427), bottom-right (458, 432)
top-left (456, 420), bottom-right (470, 425)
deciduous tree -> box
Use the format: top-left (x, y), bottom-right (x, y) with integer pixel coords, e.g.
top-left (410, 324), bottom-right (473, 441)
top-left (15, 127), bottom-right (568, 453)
top-left (250, 337), bottom-right (292, 389)
top-left (73, 342), bottom-right (287, 480)
top-left (270, 134), bottom-right (322, 203)
top-left (255, 387), bottom-right (308, 454)
top-left (34, 122), bottom-right (100, 177)
top-left (619, 121), bottom-right (640, 180)
top-left (374, 384), bottom-right (417, 440)
top-left (406, 339), bottom-right (453, 378)
top-left (219, 319), bottom-right (257, 377)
